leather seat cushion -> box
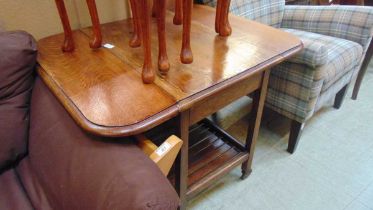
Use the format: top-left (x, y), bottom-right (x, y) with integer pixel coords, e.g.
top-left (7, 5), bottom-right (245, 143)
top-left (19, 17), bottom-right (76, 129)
top-left (0, 169), bottom-right (33, 210)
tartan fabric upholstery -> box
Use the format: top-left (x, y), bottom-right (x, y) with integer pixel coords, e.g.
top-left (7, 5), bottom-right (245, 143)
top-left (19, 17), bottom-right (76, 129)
top-left (282, 5), bottom-right (373, 52)
top-left (315, 71), bottom-right (354, 112)
top-left (266, 62), bottom-right (323, 122)
top-left (198, 0), bottom-right (285, 28)
top-left (266, 29), bottom-right (362, 122)
top-left (284, 28), bottom-right (363, 86)
top-left (320, 36), bottom-right (362, 91)
top-left (284, 29), bottom-right (328, 68)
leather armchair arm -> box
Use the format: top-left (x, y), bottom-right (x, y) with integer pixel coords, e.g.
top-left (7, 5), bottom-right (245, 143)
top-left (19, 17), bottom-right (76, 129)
top-left (16, 77), bottom-right (179, 210)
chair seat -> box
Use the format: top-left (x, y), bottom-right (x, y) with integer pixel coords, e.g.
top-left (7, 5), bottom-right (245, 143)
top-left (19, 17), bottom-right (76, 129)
top-left (283, 28), bottom-right (363, 91)
top-left (0, 169), bottom-right (33, 210)
top-left (267, 29), bottom-right (363, 122)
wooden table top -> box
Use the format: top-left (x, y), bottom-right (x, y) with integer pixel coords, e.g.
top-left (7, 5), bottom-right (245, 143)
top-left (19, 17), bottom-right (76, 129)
top-left (37, 5), bottom-right (302, 137)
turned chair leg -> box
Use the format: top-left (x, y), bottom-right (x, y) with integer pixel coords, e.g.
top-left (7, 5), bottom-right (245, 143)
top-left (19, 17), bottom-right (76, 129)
top-left (129, 0), bottom-right (141, 48)
top-left (54, 0), bottom-right (75, 52)
top-left (173, 0), bottom-right (183, 25)
top-left (216, 0), bottom-right (232, 36)
top-left (352, 40), bottom-right (373, 100)
top-left (180, 0), bottom-right (193, 64)
top-left (287, 120), bottom-right (304, 154)
top-left (157, 0), bottom-right (170, 73)
top-left (215, 0), bottom-right (222, 33)
top-left (334, 84), bottom-right (348, 109)
top-left (152, 1), bottom-right (158, 17)
top-left (86, 0), bottom-right (102, 49)
top-left (137, 0), bottom-right (155, 83)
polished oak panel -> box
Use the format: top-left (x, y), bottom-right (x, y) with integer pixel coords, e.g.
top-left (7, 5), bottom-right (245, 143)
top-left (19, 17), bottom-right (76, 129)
top-left (37, 31), bottom-right (177, 136)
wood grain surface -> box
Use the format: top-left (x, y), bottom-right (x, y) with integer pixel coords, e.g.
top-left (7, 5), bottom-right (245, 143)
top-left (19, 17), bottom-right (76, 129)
top-left (37, 5), bottom-right (302, 137)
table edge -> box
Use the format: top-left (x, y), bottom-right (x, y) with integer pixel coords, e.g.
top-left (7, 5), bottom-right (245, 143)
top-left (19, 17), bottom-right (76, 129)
top-left (37, 66), bottom-right (180, 137)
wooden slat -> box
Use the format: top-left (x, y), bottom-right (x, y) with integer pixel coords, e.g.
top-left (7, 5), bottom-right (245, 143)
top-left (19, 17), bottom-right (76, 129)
top-left (190, 138), bottom-right (224, 159)
top-left (189, 134), bottom-right (219, 154)
top-left (189, 142), bottom-right (231, 174)
top-left (188, 147), bottom-right (239, 186)
top-left (187, 152), bottom-right (248, 199)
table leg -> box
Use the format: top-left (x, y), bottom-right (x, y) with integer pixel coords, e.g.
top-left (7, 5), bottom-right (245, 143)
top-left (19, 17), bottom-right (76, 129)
top-left (175, 110), bottom-right (190, 210)
top-left (241, 69), bottom-right (270, 179)
top-left (180, 0), bottom-right (193, 64)
top-left (137, 0), bottom-right (155, 84)
top-left (129, 0), bottom-right (141, 48)
top-left (217, 0), bottom-right (232, 36)
top-left (157, 0), bottom-right (170, 73)
top-left (86, 0), bottom-right (102, 49)
top-left (54, 0), bottom-right (75, 52)
top-left (174, 0), bottom-right (183, 25)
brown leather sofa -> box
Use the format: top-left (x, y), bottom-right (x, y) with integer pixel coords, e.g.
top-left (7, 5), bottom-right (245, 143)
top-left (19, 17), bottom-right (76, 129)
top-left (0, 30), bottom-right (179, 210)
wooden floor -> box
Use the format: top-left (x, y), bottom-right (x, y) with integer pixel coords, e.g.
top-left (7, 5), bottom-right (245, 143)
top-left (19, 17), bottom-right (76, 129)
top-left (188, 61), bottom-right (373, 210)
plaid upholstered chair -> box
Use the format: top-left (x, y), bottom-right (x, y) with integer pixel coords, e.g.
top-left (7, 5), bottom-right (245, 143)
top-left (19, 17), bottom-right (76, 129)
top-left (198, 0), bottom-right (373, 153)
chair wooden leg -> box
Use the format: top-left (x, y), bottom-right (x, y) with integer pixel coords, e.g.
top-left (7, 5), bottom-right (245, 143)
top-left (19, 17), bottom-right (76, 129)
top-left (129, 0), bottom-right (141, 48)
top-left (86, 0), bottom-right (102, 49)
top-left (152, 0), bottom-right (158, 17)
top-left (54, 0), bottom-right (75, 52)
top-left (352, 40), bottom-right (373, 100)
top-left (173, 0), bottom-right (183, 25)
top-left (215, 0), bottom-right (222, 33)
top-left (287, 120), bottom-right (304, 154)
top-left (180, 0), bottom-right (193, 64)
top-left (137, 0), bottom-right (155, 84)
top-left (217, 0), bottom-right (232, 37)
top-left (334, 84), bottom-right (348, 109)
top-left (157, 0), bottom-right (170, 73)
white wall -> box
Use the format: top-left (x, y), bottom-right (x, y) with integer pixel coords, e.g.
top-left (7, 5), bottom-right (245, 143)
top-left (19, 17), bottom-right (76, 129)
top-left (0, 0), bottom-right (131, 40)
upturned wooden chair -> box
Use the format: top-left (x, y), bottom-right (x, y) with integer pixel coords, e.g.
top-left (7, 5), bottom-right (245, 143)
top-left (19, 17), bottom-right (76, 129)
top-left (54, 0), bottom-right (231, 84)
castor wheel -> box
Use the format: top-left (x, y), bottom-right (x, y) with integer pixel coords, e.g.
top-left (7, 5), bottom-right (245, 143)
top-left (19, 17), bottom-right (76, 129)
top-left (240, 168), bottom-right (252, 180)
